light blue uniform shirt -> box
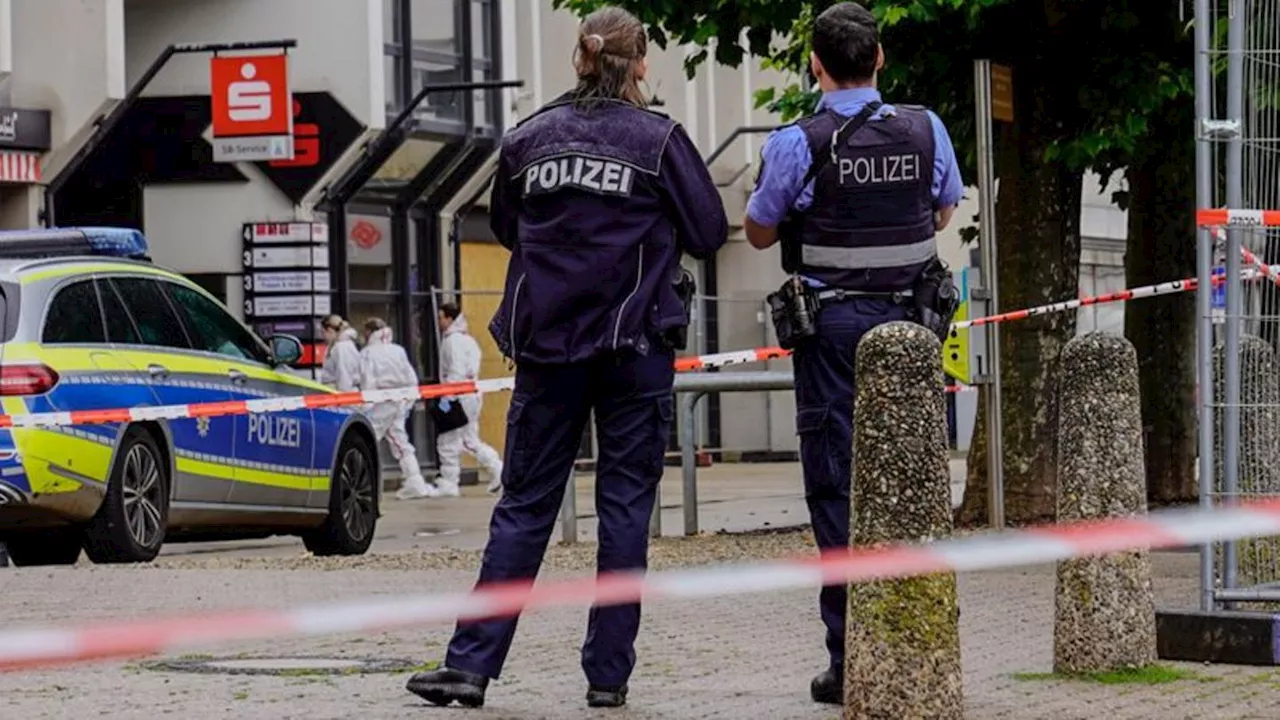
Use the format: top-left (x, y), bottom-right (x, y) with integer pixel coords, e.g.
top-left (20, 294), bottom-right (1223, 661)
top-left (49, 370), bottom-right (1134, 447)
top-left (746, 88), bottom-right (964, 287)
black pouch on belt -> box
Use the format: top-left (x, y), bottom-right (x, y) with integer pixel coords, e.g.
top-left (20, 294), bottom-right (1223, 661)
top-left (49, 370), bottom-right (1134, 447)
top-left (664, 266), bottom-right (698, 351)
top-left (767, 275), bottom-right (821, 350)
top-left (911, 258), bottom-right (962, 343)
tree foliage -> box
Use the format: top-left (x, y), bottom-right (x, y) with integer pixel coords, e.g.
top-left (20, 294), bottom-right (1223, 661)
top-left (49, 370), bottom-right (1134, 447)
top-left (555, 0), bottom-right (1192, 203)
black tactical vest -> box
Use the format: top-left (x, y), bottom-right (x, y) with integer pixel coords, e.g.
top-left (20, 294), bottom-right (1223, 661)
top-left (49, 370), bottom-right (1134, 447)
top-left (789, 106), bottom-right (937, 292)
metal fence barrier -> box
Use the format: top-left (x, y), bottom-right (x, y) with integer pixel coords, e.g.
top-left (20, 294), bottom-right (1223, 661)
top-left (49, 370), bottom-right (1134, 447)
top-left (1196, 0), bottom-right (1280, 610)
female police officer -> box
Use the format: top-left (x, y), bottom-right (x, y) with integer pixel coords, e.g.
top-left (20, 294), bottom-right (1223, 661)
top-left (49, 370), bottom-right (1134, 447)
top-left (406, 5), bottom-right (727, 710)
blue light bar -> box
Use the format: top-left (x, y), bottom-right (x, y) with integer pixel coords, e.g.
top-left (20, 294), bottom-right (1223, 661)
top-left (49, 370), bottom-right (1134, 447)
top-left (76, 227), bottom-right (150, 258)
top-left (0, 227), bottom-right (151, 260)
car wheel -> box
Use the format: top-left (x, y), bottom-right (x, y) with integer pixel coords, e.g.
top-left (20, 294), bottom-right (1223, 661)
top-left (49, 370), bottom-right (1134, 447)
top-left (303, 432), bottom-right (378, 556)
top-left (83, 426), bottom-right (169, 564)
top-left (4, 528), bottom-right (82, 567)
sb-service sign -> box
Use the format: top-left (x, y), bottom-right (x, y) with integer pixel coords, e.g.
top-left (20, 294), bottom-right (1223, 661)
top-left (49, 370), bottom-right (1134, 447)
top-left (209, 53), bottom-right (294, 163)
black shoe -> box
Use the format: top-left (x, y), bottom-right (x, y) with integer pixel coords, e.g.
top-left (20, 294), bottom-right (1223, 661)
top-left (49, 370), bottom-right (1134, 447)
top-left (406, 667), bottom-right (489, 708)
top-left (810, 668), bottom-right (843, 705)
top-left (586, 684), bottom-right (628, 708)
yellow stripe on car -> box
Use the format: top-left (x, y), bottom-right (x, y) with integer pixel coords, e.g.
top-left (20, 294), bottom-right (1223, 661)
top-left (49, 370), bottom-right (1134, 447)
top-left (19, 262), bottom-right (185, 284)
top-left (175, 455), bottom-right (321, 491)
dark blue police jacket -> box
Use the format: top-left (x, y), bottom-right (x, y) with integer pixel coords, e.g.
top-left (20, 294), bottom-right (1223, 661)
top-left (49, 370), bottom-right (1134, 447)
top-left (488, 93), bottom-right (728, 364)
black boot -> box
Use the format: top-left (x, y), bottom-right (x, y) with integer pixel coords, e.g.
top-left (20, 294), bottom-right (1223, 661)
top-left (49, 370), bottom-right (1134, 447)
top-left (406, 667), bottom-right (489, 708)
top-left (586, 684), bottom-right (628, 708)
top-left (810, 667), bottom-right (843, 705)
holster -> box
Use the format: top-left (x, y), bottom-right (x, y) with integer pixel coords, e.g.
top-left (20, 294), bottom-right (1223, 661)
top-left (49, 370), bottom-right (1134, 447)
top-left (664, 266), bottom-right (697, 351)
top-left (778, 217), bottom-right (802, 274)
top-left (910, 258), bottom-right (962, 343)
top-left (767, 275), bottom-right (821, 350)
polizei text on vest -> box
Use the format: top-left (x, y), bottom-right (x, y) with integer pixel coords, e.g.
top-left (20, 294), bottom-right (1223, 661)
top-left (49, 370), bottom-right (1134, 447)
top-left (837, 153), bottom-right (922, 186)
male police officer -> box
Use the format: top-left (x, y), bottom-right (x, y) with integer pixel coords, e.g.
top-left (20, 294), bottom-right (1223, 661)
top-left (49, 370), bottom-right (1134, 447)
top-left (744, 1), bottom-right (964, 705)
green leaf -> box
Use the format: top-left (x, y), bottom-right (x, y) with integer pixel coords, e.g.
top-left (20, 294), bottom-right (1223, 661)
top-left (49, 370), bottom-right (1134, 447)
top-left (753, 87), bottom-right (777, 109)
top-left (878, 5), bottom-right (911, 26)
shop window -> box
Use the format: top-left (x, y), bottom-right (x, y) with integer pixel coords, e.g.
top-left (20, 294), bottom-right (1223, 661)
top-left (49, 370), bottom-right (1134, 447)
top-left (346, 212), bottom-right (419, 292)
top-left (384, 0), bottom-right (408, 112)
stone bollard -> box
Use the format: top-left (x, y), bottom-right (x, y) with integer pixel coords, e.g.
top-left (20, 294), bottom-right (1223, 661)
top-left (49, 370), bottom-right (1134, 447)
top-left (1212, 335), bottom-right (1280, 593)
top-left (845, 321), bottom-right (961, 720)
top-left (1053, 332), bottom-right (1156, 673)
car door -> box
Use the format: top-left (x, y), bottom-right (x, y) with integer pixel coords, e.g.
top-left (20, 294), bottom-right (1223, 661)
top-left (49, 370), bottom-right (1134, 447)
top-left (159, 280), bottom-right (317, 510)
top-left (102, 275), bottom-right (238, 506)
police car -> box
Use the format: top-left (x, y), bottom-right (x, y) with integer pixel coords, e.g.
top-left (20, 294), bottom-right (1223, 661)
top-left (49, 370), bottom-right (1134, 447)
top-left (0, 227), bottom-right (380, 566)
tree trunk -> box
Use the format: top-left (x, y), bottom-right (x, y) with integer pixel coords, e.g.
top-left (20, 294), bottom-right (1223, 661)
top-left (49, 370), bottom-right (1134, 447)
top-left (1124, 105), bottom-right (1197, 506)
top-left (958, 71), bottom-right (1084, 527)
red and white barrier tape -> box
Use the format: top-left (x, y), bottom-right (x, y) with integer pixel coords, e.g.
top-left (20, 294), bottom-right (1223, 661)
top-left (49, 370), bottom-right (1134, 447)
top-left (952, 274), bottom-right (1198, 330)
top-left (2, 497), bottom-right (1280, 672)
top-left (1198, 208), bottom-right (1280, 228)
top-left (1240, 245), bottom-right (1280, 288)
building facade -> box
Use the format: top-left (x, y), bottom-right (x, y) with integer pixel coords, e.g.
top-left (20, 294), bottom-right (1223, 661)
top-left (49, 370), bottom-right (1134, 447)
top-left (1, 0), bottom-right (1127, 468)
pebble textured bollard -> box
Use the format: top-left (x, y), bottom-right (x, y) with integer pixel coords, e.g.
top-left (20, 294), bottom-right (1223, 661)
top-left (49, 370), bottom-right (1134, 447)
top-left (845, 321), bottom-right (961, 720)
top-left (1053, 332), bottom-right (1156, 674)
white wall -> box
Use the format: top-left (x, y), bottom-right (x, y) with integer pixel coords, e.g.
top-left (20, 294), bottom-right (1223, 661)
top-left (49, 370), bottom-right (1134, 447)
top-left (142, 179), bottom-right (289, 273)
top-left (1077, 172), bottom-right (1127, 336)
top-left (10, 0), bottom-right (126, 180)
top-left (122, 0), bottom-right (383, 276)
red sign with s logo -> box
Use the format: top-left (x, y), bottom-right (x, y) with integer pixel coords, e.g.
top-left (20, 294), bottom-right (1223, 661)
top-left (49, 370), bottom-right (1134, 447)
top-left (210, 54), bottom-right (292, 138)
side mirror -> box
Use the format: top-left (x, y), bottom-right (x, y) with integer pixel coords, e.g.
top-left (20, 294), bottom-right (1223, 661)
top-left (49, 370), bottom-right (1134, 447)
top-left (268, 334), bottom-right (304, 366)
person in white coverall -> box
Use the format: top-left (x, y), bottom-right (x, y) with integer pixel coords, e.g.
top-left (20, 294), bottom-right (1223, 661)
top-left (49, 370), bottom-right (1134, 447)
top-left (436, 304), bottom-right (504, 495)
top-left (319, 315), bottom-right (361, 392)
top-left (359, 318), bottom-right (437, 500)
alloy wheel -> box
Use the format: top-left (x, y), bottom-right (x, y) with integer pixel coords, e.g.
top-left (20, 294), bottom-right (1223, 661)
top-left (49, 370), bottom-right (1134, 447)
top-left (338, 447), bottom-right (374, 543)
top-left (121, 443), bottom-right (163, 548)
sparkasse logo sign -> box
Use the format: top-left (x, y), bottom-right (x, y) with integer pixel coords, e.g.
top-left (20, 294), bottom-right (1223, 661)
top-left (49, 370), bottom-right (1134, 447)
top-left (210, 53), bottom-right (294, 163)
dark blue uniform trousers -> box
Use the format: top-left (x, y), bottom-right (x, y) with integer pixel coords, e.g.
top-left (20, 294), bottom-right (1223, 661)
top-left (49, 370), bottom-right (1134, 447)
top-left (792, 298), bottom-right (908, 672)
top-left (445, 348), bottom-right (675, 688)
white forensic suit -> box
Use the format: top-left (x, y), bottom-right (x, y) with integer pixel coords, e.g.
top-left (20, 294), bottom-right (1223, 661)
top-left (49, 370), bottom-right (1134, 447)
top-left (319, 327), bottom-right (361, 392)
top-left (359, 326), bottom-right (433, 498)
top-left (437, 313), bottom-right (504, 495)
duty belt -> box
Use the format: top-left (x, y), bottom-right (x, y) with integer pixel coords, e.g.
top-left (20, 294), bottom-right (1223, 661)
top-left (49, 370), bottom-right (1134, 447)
top-left (814, 287), bottom-right (914, 305)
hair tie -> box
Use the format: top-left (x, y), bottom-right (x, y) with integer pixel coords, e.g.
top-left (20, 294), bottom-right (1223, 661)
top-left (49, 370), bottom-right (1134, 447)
top-left (586, 33), bottom-right (605, 52)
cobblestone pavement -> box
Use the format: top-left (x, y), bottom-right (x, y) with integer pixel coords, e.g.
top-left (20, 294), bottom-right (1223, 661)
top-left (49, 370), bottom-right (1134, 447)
top-left (3, 533), bottom-right (1280, 720)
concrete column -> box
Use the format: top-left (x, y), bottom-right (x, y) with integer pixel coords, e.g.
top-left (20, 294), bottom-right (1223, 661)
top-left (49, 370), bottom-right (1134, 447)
top-left (846, 321), bottom-right (961, 719)
top-left (1053, 332), bottom-right (1156, 673)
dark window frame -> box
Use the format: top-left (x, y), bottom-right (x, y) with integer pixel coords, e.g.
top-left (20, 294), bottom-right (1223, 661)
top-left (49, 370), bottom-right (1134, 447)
top-left (384, 0), bottom-right (501, 131)
top-left (98, 277), bottom-right (144, 346)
